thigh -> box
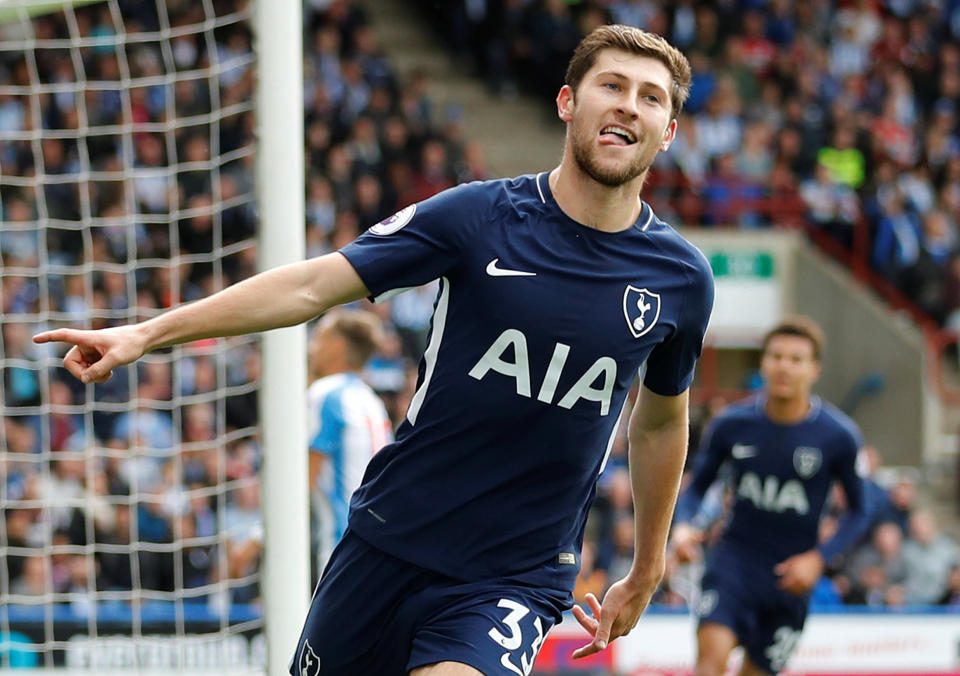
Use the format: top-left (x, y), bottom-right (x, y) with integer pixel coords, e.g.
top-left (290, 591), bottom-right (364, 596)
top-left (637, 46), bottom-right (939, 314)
top-left (696, 567), bottom-right (755, 645)
top-left (739, 653), bottom-right (776, 676)
top-left (742, 593), bottom-right (807, 675)
top-left (696, 621), bottom-right (739, 673)
top-left (406, 583), bottom-right (567, 676)
top-left (290, 529), bottom-right (434, 676)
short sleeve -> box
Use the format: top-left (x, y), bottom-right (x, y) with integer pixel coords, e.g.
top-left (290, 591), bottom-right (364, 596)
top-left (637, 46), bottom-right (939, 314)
top-left (339, 182), bottom-right (485, 299)
top-left (643, 252), bottom-right (715, 396)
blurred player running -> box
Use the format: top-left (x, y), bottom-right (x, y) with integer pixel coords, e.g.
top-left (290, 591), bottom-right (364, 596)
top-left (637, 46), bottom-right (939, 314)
top-left (670, 316), bottom-right (868, 676)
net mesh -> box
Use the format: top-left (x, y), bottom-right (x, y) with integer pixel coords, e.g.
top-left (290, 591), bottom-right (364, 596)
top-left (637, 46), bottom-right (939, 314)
top-left (0, 0), bottom-right (264, 670)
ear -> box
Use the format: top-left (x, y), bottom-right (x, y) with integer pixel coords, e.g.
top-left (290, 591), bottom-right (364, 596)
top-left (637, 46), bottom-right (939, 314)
top-left (557, 84), bottom-right (574, 123)
top-left (659, 118), bottom-right (678, 152)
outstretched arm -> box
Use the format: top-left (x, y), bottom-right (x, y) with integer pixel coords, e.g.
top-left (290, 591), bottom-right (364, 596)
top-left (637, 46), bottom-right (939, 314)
top-left (573, 386), bottom-right (689, 659)
top-left (34, 252), bottom-right (368, 383)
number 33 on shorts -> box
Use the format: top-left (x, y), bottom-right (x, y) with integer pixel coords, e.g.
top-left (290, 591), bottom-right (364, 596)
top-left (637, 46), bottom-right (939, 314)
top-left (487, 599), bottom-right (547, 676)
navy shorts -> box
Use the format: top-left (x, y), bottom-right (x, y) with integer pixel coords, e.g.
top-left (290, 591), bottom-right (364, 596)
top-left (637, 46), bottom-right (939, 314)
top-left (290, 529), bottom-right (569, 676)
top-left (696, 544), bottom-right (808, 675)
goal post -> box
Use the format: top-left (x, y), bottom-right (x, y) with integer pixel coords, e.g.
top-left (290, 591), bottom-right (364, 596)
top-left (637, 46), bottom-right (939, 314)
top-left (250, 1), bottom-right (309, 675)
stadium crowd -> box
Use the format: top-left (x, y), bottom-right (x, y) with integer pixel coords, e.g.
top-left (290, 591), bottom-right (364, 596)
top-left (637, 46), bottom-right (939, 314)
top-left (418, 0), bottom-right (960, 328)
top-left (2, 0), bottom-right (959, 621)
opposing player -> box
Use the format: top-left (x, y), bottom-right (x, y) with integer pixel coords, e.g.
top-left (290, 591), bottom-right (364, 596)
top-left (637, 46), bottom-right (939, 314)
top-left (34, 25), bottom-right (713, 675)
top-left (306, 309), bottom-right (392, 577)
top-left (670, 317), bottom-right (868, 676)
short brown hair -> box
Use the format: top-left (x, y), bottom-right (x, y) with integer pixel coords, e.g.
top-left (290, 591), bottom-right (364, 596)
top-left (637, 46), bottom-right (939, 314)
top-left (565, 24), bottom-right (692, 120)
top-left (321, 309), bottom-right (383, 369)
top-left (762, 315), bottom-right (825, 361)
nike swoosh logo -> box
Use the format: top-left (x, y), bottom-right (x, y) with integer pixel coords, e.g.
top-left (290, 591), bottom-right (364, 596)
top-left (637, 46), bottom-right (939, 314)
top-left (731, 444), bottom-right (757, 459)
top-left (486, 258), bottom-right (537, 277)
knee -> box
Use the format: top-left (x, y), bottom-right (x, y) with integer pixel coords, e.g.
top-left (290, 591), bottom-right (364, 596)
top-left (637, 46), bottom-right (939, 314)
top-left (694, 654), bottom-right (728, 676)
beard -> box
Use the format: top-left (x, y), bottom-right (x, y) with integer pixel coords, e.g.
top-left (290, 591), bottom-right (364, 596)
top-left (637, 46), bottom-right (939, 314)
top-left (569, 117), bottom-right (658, 187)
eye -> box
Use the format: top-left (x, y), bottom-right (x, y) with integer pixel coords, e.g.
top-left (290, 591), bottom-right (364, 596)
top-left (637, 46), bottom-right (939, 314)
top-left (603, 82), bottom-right (620, 91)
top-left (643, 94), bottom-right (661, 104)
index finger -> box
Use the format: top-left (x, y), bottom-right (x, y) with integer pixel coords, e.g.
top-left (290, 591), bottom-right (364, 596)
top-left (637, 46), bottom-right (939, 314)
top-left (33, 328), bottom-right (86, 345)
top-left (571, 638), bottom-right (607, 659)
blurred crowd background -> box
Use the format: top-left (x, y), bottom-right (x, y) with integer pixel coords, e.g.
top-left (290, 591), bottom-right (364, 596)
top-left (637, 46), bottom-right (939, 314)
top-left (2, 0), bottom-right (959, 618)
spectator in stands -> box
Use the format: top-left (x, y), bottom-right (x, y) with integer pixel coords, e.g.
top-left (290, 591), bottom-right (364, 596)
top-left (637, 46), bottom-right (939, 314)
top-left (943, 255), bottom-right (960, 332)
top-left (10, 556), bottom-right (49, 597)
top-left (4, 508), bottom-right (32, 583)
top-left (96, 503), bottom-right (133, 591)
top-left (701, 152), bottom-right (765, 227)
top-left (110, 383), bottom-right (175, 451)
top-left (800, 161), bottom-right (861, 249)
top-left (3, 323), bottom-right (41, 408)
top-left (63, 554), bottom-right (97, 615)
top-left (939, 565), bottom-right (960, 606)
top-left (872, 189), bottom-right (924, 283)
top-left (222, 479), bottom-right (263, 601)
top-left (695, 81), bottom-right (742, 161)
top-left (403, 138), bottom-right (455, 205)
top-left (818, 125), bottom-right (866, 191)
top-left (46, 379), bottom-right (83, 452)
top-left (880, 473), bottom-right (919, 535)
top-left (735, 120), bottom-right (774, 183)
top-left (0, 197), bottom-right (39, 265)
top-left (845, 521), bottom-right (909, 605)
top-left (902, 510), bottom-right (960, 604)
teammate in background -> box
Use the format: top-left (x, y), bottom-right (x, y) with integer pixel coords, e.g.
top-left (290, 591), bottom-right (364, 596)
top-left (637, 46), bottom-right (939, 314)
top-left (670, 317), bottom-right (868, 676)
top-left (306, 309), bottom-right (392, 580)
top-left (34, 25), bottom-right (713, 676)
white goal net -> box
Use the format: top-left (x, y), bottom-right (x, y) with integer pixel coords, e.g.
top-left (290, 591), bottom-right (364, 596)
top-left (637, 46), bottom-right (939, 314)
top-left (0, 0), bottom-right (274, 670)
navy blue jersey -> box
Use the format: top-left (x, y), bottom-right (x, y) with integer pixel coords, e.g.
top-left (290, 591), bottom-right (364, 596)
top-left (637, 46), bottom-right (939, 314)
top-left (339, 173), bottom-right (713, 591)
top-left (676, 395), bottom-right (865, 565)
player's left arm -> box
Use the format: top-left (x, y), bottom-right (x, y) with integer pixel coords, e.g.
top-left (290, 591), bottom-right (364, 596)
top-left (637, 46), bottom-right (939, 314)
top-left (776, 428), bottom-right (867, 595)
top-left (572, 385), bottom-right (689, 659)
top-left (815, 431), bottom-right (868, 561)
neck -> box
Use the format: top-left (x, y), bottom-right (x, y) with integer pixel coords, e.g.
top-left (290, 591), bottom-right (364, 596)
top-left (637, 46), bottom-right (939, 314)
top-left (764, 394), bottom-right (812, 424)
top-left (311, 364), bottom-right (359, 381)
top-left (548, 160), bottom-right (646, 232)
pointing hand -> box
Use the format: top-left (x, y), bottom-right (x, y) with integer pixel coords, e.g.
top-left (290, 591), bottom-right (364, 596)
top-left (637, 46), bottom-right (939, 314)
top-left (33, 325), bottom-right (148, 384)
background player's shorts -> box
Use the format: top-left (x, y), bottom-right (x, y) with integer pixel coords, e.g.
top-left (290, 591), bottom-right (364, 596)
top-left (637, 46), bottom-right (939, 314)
top-left (696, 543), bottom-right (808, 674)
top-left (290, 528), bottom-right (569, 676)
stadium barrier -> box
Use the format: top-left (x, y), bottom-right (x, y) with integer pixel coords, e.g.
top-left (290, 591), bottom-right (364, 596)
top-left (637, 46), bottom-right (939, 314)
top-left (535, 607), bottom-right (960, 676)
top-left (4, 604), bottom-right (958, 674)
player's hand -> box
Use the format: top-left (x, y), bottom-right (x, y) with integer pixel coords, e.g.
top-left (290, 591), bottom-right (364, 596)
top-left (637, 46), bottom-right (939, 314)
top-left (33, 325), bottom-right (148, 384)
top-left (774, 549), bottom-right (824, 595)
top-left (570, 577), bottom-right (654, 659)
top-left (668, 523), bottom-right (704, 563)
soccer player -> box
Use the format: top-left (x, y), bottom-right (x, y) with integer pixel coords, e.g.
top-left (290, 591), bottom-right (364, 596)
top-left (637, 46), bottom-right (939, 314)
top-left (306, 309), bottom-right (392, 577)
top-left (670, 317), bottom-right (867, 676)
top-left (34, 25), bottom-right (713, 676)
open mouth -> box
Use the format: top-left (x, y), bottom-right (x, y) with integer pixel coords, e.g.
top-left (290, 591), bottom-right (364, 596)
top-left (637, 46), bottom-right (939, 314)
top-left (599, 126), bottom-right (637, 145)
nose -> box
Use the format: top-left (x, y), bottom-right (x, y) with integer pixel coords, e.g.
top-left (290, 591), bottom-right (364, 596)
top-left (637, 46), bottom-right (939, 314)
top-left (615, 93), bottom-right (639, 119)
